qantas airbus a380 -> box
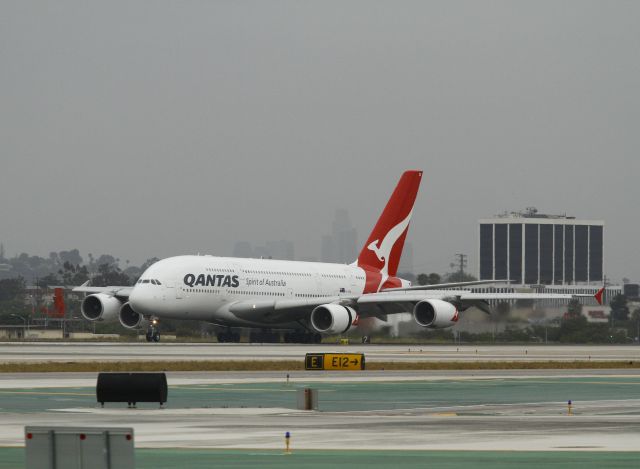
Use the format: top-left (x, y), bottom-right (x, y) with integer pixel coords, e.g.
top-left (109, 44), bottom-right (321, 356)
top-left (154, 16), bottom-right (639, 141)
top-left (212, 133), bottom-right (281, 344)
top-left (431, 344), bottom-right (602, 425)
top-left (75, 171), bottom-right (601, 343)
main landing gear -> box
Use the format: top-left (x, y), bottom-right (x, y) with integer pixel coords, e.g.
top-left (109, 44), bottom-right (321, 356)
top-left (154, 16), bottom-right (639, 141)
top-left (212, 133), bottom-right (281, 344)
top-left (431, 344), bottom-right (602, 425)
top-left (145, 319), bottom-right (160, 342)
top-left (249, 329), bottom-right (280, 343)
top-left (217, 328), bottom-right (240, 343)
top-left (283, 331), bottom-right (322, 344)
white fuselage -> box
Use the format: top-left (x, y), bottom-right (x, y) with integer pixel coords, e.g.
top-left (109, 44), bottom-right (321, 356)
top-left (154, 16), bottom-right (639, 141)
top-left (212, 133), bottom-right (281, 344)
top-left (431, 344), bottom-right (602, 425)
top-left (128, 255), bottom-right (388, 328)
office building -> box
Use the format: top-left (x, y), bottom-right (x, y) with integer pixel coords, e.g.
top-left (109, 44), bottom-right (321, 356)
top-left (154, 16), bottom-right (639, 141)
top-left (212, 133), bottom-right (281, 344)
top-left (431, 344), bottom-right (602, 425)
top-left (479, 208), bottom-right (603, 285)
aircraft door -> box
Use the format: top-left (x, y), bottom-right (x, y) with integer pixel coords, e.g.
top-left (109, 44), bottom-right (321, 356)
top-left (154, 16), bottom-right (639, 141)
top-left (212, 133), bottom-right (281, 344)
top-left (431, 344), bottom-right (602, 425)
top-left (349, 270), bottom-right (358, 294)
top-left (163, 281), bottom-right (174, 301)
top-left (312, 267), bottom-right (325, 296)
top-left (175, 279), bottom-right (183, 299)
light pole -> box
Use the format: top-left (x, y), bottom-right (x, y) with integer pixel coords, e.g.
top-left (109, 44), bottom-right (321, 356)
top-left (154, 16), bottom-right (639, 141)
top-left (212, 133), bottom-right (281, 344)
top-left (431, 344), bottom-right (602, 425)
top-left (10, 314), bottom-right (28, 338)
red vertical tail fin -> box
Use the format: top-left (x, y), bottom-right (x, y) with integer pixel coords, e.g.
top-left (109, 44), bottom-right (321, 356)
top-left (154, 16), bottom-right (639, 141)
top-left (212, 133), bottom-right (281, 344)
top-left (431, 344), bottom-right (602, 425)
top-left (357, 170), bottom-right (422, 278)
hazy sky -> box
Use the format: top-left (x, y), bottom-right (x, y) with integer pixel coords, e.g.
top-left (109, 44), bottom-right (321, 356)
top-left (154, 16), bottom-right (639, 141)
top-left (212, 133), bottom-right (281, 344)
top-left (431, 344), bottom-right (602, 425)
top-left (1, 1), bottom-right (638, 282)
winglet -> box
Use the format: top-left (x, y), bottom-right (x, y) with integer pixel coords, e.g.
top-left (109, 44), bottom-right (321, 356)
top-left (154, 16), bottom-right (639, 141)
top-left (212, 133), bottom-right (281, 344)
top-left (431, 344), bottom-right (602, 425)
top-left (594, 286), bottom-right (605, 305)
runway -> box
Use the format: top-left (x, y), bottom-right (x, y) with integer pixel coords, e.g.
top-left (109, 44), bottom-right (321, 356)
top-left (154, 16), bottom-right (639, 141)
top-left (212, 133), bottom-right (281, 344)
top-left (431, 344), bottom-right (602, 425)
top-left (1, 342), bottom-right (640, 363)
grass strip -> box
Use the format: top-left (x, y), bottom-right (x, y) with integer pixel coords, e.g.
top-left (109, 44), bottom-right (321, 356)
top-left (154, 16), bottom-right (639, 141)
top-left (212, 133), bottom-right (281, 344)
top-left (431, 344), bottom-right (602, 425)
top-left (0, 360), bottom-right (639, 373)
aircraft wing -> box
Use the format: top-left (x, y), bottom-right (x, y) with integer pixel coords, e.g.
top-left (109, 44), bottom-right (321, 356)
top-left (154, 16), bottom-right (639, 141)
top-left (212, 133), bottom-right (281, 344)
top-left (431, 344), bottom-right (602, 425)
top-left (229, 288), bottom-right (599, 324)
top-left (228, 296), bottom-right (353, 324)
top-left (72, 283), bottom-right (133, 298)
top-left (356, 290), bottom-right (577, 317)
top-left (382, 280), bottom-right (511, 291)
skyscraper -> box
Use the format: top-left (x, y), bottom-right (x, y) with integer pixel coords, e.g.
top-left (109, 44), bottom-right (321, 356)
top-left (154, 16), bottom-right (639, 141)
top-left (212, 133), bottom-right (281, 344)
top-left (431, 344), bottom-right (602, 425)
top-left (321, 209), bottom-right (357, 263)
top-left (398, 242), bottom-right (414, 275)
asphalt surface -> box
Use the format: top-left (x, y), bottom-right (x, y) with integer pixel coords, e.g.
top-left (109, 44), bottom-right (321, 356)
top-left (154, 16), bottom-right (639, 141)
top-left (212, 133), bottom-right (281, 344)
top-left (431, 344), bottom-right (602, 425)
top-left (1, 342), bottom-right (640, 362)
top-left (2, 447), bottom-right (639, 469)
top-left (1, 370), bottom-right (639, 452)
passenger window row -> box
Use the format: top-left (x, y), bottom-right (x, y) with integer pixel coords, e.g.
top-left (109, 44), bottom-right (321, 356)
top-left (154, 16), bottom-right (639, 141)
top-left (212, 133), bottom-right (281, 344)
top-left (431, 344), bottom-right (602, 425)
top-left (190, 288), bottom-right (221, 294)
top-left (244, 270), bottom-right (312, 277)
top-left (235, 291), bottom-right (285, 296)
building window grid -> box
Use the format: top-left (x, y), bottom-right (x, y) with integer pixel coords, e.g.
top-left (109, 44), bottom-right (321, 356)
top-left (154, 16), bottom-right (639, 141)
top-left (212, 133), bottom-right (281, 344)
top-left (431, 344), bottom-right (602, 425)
top-left (587, 224), bottom-right (591, 283)
top-left (562, 224), bottom-right (565, 284)
top-left (506, 223), bottom-right (510, 282)
top-left (480, 219), bottom-right (603, 287)
top-left (492, 223), bottom-right (495, 280)
top-left (552, 224), bottom-right (555, 284)
top-left (494, 224), bottom-right (508, 281)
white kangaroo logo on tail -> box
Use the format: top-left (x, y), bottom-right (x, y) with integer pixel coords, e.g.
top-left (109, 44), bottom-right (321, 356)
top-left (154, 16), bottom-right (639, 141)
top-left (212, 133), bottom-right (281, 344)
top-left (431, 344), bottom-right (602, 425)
top-left (366, 210), bottom-right (413, 291)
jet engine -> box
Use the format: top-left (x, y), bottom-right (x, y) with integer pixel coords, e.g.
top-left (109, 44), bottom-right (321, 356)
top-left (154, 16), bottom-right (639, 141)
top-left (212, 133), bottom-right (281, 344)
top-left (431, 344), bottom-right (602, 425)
top-left (80, 293), bottom-right (121, 322)
top-left (310, 304), bottom-right (358, 334)
top-left (413, 299), bottom-right (458, 329)
top-left (119, 302), bottom-right (149, 329)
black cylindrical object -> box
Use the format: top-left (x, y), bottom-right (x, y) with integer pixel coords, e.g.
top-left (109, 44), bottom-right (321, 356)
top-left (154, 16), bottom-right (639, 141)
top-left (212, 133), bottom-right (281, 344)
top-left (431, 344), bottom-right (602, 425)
top-left (96, 372), bottom-right (168, 406)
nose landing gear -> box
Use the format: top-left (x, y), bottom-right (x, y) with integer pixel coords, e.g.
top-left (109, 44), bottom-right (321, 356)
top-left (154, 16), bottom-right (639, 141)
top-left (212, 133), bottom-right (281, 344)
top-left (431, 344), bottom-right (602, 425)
top-left (145, 319), bottom-right (160, 342)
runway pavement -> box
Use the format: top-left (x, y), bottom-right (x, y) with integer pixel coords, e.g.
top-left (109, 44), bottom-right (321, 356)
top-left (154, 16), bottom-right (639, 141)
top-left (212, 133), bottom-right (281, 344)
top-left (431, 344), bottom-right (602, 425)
top-left (1, 342), bottom-right (640, 363)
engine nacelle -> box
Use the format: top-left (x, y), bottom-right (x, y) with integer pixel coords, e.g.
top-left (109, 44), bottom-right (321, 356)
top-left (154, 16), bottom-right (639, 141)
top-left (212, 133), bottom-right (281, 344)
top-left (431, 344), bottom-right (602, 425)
top-left (81, 293), bottom-right (121, 322)
top-left (119, 302), bottom-right (149, 329)
top-left (413, 299), bottom-right (459, 329)
top-left (310, 304), bottom-right (358, 334)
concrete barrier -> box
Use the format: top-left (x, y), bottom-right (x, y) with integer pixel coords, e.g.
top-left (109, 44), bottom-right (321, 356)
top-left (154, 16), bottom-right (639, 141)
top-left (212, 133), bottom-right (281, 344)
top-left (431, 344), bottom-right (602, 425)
top-left (25, 426), bottom-right (134, 469)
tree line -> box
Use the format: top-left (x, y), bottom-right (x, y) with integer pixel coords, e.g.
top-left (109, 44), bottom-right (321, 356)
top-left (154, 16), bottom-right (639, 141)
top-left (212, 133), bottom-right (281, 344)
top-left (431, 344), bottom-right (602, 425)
top-left (0, 248), bottom-right (158, 287)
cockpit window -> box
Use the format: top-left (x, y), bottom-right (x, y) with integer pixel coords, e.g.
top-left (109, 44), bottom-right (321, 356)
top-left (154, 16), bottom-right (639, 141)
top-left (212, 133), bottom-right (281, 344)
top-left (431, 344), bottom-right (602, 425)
top-left (139, 278), bottom-right (161, 285)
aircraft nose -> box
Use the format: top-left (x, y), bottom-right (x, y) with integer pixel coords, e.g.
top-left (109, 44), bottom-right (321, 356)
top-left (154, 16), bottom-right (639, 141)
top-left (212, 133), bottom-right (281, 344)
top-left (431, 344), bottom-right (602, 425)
top-left (129, 286), bottom-right (153, 315)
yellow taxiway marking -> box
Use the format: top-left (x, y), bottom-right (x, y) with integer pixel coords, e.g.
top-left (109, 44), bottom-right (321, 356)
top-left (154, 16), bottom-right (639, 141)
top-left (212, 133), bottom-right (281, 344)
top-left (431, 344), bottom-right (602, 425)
top-left (431, 412), bottom-right (457, 417)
